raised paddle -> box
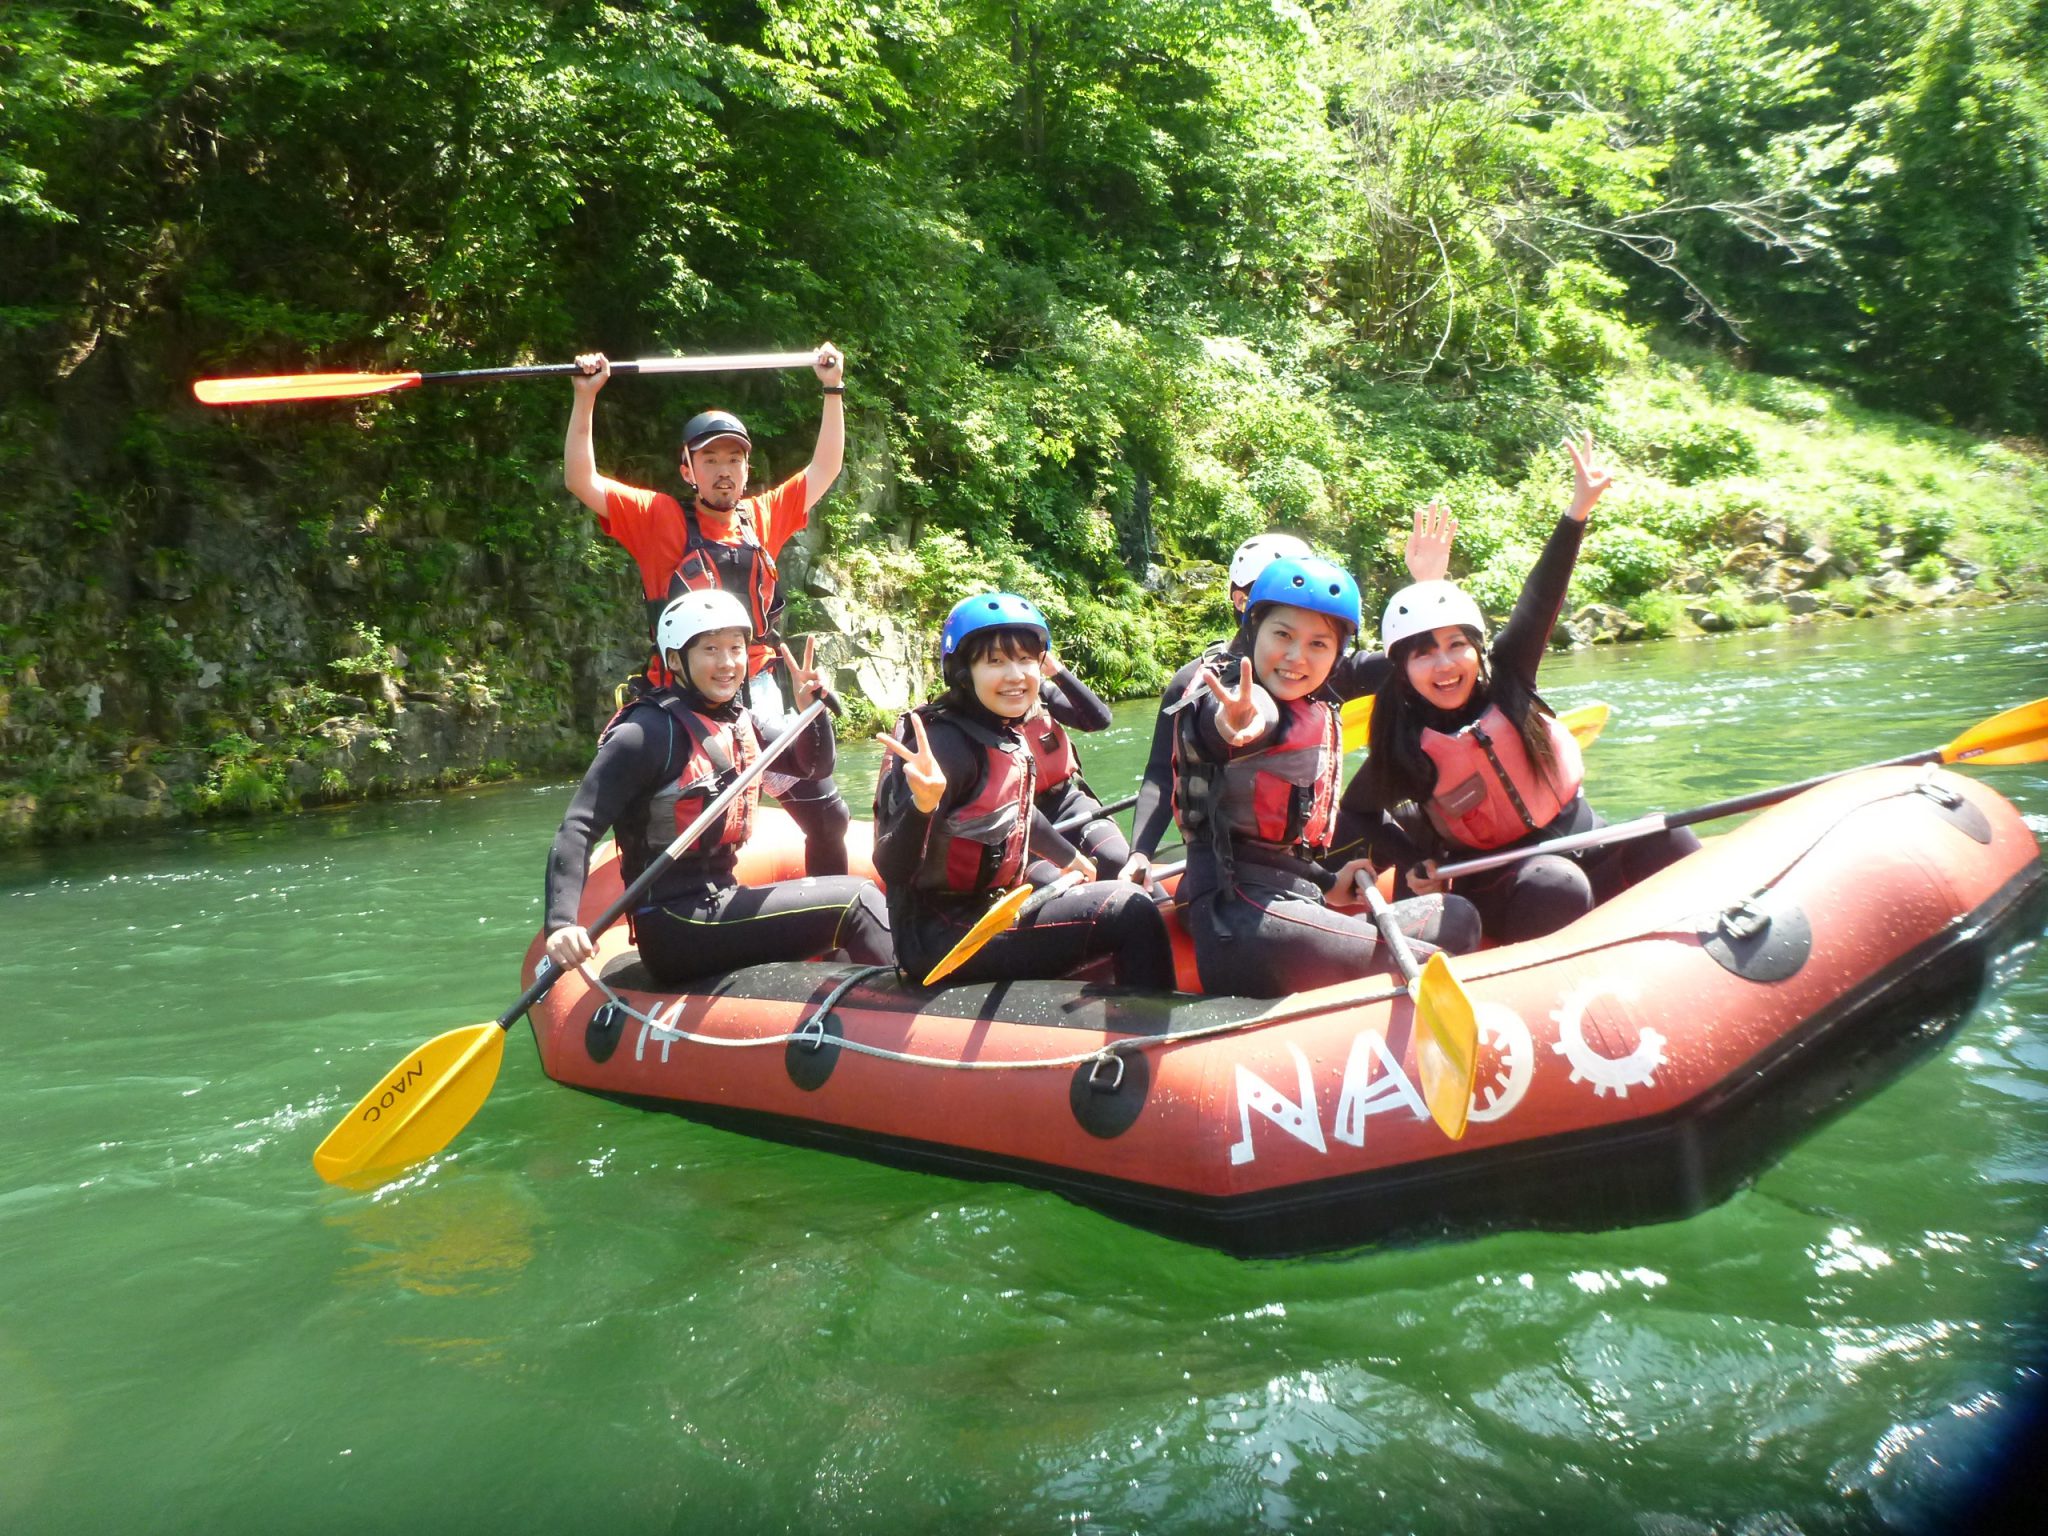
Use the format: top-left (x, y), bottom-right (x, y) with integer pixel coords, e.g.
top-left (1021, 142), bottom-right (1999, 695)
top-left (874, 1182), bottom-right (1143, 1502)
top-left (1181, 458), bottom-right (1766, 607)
top-left (921, 871), bottom-right (1085, 986)
top-left (1354, 875), bottom-right (1478, 1141)
top-left (1339, 694), bottom-right (1610, 754)
top-left (311, 696), bottom-right (830, 1185)
top-left (1433, 694), bottom-right (2048, 883)
top-left (195, 351), bottom-right (820, 407)
top-left (1053, 791), bottom-right (1137, 835)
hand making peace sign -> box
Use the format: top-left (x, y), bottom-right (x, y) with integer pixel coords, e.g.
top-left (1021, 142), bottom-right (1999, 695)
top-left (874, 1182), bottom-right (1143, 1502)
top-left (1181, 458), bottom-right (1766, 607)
top-left (778, 636), bottom-right (824, 708)
top-left (875, 711), bottom-right (947, 814)
top-left (1564, 430), bottom-right (1615, 521)
top-left (1202, 658), bottom-right (1265, 747)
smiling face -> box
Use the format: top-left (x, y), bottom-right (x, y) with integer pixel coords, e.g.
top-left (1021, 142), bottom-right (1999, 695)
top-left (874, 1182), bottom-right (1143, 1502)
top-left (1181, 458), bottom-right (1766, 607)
top-left (1401, 623), bottom-right (1483, 712)
top-left (680, 438), bottom-right (751, 512)
top-left (676, 626), bottom-right (750, 705)
top-left (963, 629), bottom-right (1046, 719)
top-left (1250, 604), bottom-right (1344, 701)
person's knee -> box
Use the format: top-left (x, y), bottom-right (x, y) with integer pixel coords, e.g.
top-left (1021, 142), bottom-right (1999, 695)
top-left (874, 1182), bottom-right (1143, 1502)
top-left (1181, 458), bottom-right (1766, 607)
top-left (1501, 856), bottom-right (1593, 942)
top-left (840, 882), bottom-right (893, 966)
top-left (1434, 893), bottom-right (1483, 955)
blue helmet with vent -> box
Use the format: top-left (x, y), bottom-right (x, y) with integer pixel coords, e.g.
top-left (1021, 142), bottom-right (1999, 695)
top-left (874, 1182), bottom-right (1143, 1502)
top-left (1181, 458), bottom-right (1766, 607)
top-left (1242, 556), bottom-right (1361, 646)
top-left (941, 592), bottom-right (1051, 657)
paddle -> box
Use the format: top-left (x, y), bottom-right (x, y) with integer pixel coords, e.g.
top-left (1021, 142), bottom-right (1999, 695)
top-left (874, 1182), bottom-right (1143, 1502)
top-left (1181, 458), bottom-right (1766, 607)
top-left (1339, 694), bottom-right (1610, 755)
top-left (196, 351), bottom-right (819, 407)
top-left (1353, 873), bottom-right (1477, 1140)
top-left (921, 871), bottom-right (1084, 986)
top-left (1433, 694), bottom-right (2048, 883)
top-left (311, 696), bottom-right (830, 1184)
top-left (1053, 791), bottom-right (1137, 835)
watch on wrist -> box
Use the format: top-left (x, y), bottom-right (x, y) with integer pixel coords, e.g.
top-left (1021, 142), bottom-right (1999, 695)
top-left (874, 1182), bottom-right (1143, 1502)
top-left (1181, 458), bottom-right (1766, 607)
top-left (822, 384), bottom-right (845, 395)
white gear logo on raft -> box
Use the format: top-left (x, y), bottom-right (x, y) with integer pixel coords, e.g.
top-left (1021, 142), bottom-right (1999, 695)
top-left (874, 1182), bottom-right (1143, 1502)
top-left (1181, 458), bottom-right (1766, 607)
top-left (1550, 977), bottom-right (1665, 1098)
top-left (1467, 1002), bottom-right (1536, 1124)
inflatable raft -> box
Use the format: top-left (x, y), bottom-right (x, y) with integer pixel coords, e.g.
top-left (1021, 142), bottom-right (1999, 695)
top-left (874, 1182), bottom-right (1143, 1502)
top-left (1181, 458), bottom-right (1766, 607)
top-left (523, 766), bottom-right (2045, 1256)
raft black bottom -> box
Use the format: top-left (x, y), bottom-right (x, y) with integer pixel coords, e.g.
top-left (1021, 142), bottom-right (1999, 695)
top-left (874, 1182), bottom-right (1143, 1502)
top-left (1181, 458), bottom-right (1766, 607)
top-left (549, 861), bottom-right (2047, 1258)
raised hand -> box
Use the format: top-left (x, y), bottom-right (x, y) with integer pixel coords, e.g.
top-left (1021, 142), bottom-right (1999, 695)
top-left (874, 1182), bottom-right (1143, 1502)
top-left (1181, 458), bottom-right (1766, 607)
top-left (1038, 648), bottom-right (1063, 682)
top-left (572, 352), bottom-right (609, 395)
top-left (875, 711), bottom-right (946, 813)
top-left (1116, 851), bottom-right (1153, 888)
top-left (1404, 499), bottom-right (1459, 582)
top-left (1201, 659), bottom-right (1263, 746)
top-left (814, 342), bottom-right (845, 389)
top-left (779, 636), bottom-right (824, 707)
top-left (1564, 430), bottom-right (1614, 521)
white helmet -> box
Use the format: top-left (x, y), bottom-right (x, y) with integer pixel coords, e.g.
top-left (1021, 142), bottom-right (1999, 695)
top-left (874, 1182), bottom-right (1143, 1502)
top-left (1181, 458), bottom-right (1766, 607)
top-left (1229, 532), bottom-right (1313, 591)
top-left (1380, 580), bottom-right (1488, 651)
top-left (655, 589), bottom-right (753, 658)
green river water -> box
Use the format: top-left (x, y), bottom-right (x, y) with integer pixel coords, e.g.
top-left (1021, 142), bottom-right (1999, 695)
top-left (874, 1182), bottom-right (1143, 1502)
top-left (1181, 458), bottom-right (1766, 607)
top-left (4, 604), bottom-right (2046, 1534)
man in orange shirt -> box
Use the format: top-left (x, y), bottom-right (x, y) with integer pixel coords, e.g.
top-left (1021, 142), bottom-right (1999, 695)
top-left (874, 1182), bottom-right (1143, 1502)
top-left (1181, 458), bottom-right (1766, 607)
top-left (564, 343), bottom-right (852, 874)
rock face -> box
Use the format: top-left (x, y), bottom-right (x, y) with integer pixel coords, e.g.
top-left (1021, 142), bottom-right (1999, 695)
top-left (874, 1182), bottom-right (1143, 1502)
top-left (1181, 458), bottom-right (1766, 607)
top-left (813, 592), bottom-right (926, 716)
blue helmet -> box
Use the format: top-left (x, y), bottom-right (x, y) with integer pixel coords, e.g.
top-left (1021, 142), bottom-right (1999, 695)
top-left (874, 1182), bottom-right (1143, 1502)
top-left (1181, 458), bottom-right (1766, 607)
top-left (1243, 556), bottom-right (1361, 645)
top-left (941, 592), bottom-right (1051, 657)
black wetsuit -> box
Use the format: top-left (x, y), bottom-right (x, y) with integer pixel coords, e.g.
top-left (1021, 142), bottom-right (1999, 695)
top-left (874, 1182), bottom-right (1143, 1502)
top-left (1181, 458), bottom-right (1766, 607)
top-left (1338, 514), bottom-right (1700, 942)
top-left (873, 696), bottom-right (1176, 990)
top-left (1131, 644), bottom-right (1396, 866)
top-left (546, 686), bottom-right (891, 984)
top-left (1175, 681), bottom-right (1481, 999)
top-left (1028, 666), bottom-right (1132, 876)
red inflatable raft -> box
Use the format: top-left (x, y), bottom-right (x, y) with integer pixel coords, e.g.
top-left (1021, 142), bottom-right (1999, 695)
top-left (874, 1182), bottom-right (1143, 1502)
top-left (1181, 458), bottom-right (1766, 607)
top-left (523, 766), bottom-right (2044, 1256)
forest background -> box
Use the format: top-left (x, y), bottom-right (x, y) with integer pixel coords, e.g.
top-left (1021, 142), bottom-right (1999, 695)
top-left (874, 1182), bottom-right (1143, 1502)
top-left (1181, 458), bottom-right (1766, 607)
top-left (2, 0), bottom-right (2044, 839)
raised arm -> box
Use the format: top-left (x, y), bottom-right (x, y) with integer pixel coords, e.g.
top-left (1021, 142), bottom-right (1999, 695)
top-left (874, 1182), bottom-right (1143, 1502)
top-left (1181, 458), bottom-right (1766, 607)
top-left (564, 353), bottom-right (610, 515)
top-left (801, 342), bottom-right (846, 514)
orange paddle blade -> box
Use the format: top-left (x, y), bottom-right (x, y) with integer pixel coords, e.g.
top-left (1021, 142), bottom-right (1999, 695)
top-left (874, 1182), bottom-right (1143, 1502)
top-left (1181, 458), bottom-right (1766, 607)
top-left (193, 371), bottom-right (425, 406)
top-left (1943, 695), bottom-right (2048, 767)
top-left (922, 884), bottom-right (1035, 987)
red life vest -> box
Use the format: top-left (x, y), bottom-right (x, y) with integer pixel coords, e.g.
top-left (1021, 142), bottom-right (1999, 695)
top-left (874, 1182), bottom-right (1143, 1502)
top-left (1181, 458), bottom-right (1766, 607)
top-left (641, 498), bottom-right (787, 682)
top-left (1172, 656), bottom-right (1340, 857)
top-left (1024, 708), bottom-right (1082, 795)
top-left (880, 707), bottom-right (1036, 897)
top-left (1419, 703), bottom-right (1585, 850)
top-left (611, 696), bottom-right (762, 897)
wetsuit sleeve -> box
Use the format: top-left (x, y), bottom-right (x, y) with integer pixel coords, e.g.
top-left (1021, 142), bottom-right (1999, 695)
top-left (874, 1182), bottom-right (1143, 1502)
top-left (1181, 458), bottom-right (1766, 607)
top-left (1128, 663), bottom-right (1192, 860)
top-left (1026, 808), bottom-right (1080, 868)
top-left (870, 716), bottom-right (984, 889)
top-left (1492, 514), bottom-right (1586, 689)
top-left (1329, 648), bottom-right (1393, 701)
top-left (593, 480), bottom-right (687, 601)
top-left (1039, 668), bottom-right (1113, 731)
top-left (544, 712), bottom-right (675, 934)
top-left (753, 702), bottom-right (835, 781)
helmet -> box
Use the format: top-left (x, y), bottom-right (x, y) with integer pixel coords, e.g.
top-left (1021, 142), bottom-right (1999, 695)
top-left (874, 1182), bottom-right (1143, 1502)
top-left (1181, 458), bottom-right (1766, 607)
top-left (1228, 532), bottom-right (1313, 591)
top-left (656, 589), bottom-right (754, 658)
top-left (681, 409), bottom-right (751, 455)
top-left (1380, 580), bottom-right (1487, 651)
top-left (1244, 556), bottom-right (1361, 644)
top-left (941, 592), bottom-right (1051, 657)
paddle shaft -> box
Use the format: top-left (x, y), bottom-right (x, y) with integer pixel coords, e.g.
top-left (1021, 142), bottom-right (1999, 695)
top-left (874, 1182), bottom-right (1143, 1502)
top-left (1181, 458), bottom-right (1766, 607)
top-left (1052, 791), bottom-right (1136, 835)
top-left (1433, 744), bottom-right (1945, 881)
top-left (494, 698), bottom-right (828, 1030)
top-left (1356, 877), bottom-right (1426, 988)
top-left (437, 353), bottom-right (818, 384)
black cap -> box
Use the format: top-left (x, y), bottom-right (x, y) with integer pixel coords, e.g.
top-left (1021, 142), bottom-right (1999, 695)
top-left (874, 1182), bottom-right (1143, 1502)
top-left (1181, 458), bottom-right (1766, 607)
top-left (681, 410), bottom-right (751, 454)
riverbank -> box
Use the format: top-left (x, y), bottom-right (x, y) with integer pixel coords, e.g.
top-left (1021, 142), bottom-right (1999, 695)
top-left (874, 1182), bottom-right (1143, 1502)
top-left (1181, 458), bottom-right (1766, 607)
top-left (3, 349), bottom-right (2042, 848)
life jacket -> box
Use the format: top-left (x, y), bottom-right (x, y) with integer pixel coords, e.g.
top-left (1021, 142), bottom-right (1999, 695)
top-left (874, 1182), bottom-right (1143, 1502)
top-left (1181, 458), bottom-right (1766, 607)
top-left (608, 695), bottom-right (762, 915)
top-left (1023, 707), bottom-right (1083, 797)
top-left (1172, 653), bottom-right (1340, 863)
top-left (640, 498), bottom-right (787, 682)
top-left (879, 706), bottom-right (1036, 898)
top-left (1419, 702), bottom-right (1585, 851)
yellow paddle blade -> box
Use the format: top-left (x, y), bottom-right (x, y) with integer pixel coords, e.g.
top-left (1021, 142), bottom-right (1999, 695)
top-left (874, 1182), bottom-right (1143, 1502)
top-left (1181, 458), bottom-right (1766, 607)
top-left (1942, 695), bottom-right (2048, 767)
top-left (1562, 700), bottom-right (1610, 746)
top-left (1340, 694), bottom-right (1374, 753)
top-left (312, 1024), bottom-right (506, 1184)
top-left (1410, 952), bottom-right (1477, 1141)
top-left (193, 371), bottom-right (425, 406)
top-left (1341, 696), bottom-right (1610, 755)
top-left (922, 884), bottom-right (1035, 987)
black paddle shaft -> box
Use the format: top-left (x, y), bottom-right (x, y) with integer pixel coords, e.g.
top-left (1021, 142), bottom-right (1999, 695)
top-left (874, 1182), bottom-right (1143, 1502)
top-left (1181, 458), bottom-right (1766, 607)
top-left (1662, 746), bottom-right (1943, 833)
